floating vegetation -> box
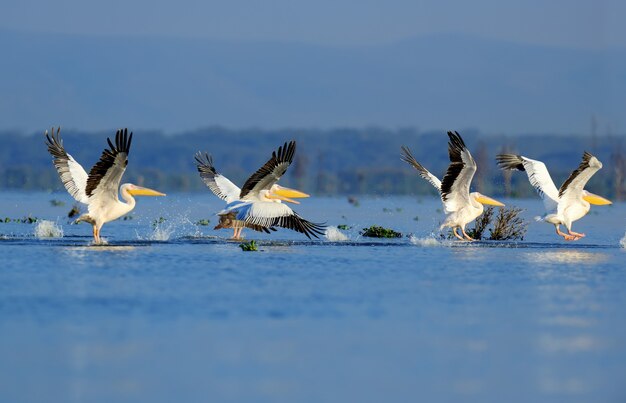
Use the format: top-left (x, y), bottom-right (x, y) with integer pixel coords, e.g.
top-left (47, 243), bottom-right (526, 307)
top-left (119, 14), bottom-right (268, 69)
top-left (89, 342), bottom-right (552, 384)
top-left (465, 207), bottom-right (527, 241)
top-left (325, 226), bottom-right (349, 241)
top-left (360, 225), bottom-right (402, 238)
top-left (122, 215), bottom-right (134, 221)
top-left (347, 196), bottom-right (360, 207)
top-left (489, 207), bottom-right (528, 240)
top-left (67, 204), bottom-right (80, 218)
top-left (239, 240), bottom-right (258, 251)
top-left (0, 215), bottom-right (39, 224)
top-left (465, 207), bottom-right (494, 240)
top-left (34, 220), bottom-right (63, 238)
top-left (50, 199), bottom-right (65, 207)
top-left (195, 219), bottom-right (211, 226)
top-left (382, 207), bottom-right (392, 213)
top-left (337, 224), bottom-right (351, 230)
top-left (152, 217), bottom-right (167, 228)
top-left (413, 216), bottom-right (419, 222)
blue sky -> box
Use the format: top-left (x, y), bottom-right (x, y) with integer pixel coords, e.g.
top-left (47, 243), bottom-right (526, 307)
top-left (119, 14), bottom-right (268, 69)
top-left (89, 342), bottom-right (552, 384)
top-left (2, 0), bottom-right (625, 49)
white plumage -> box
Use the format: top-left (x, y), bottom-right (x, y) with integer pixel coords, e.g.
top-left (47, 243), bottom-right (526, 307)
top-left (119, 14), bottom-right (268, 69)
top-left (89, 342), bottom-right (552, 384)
top-left (402, 131), bottom-right (504, 241)
top-left (214, 141), bottom-right (325, 239)
top-left (46, 127), bottom-right (165, 243)
top-left (496, 151), bottom-right (611, 241)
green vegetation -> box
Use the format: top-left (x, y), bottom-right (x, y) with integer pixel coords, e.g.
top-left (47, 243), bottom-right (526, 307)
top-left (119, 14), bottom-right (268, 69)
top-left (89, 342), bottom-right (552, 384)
top-left (465, 207), bottom-right (527, 241)
top-left (489, 207), bottom-right (528, 240)
top-left (239, 240), bottom-right (259, 251)
top-left (195, 219), bottom-right (211, 226)
top-left (0, 215), bottom-right (39, 224)
top-left (337, 224), bottom-right (351, 230)
top-left (360, 225), bottom-right (402, 238)
top-left (50, 199), bottom-right (65, 207)
top-left (152, 217), bottom-right (167, 227)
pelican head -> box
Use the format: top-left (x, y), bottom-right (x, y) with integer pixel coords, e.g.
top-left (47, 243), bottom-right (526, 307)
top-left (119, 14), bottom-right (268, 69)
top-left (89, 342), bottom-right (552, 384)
top-left (471, 192), bottom-right (505, 207)
top-left (121, 183), bottom-right (166, 197)
top-left (264, 184), bottom-right (309, 204)
top-left (582, 190), bottom-right (612, 205)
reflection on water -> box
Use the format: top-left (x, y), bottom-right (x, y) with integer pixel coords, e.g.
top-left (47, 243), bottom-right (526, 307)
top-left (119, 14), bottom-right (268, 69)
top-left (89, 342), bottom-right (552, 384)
top-left (526, 250), bottom-right (610, 265)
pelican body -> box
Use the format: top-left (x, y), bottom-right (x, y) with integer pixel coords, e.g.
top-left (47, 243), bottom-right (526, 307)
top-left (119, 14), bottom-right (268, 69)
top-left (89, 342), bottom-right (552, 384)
top-left (496, 152), bottom-right (611, 241)
top-left (209, 141), bottom-right (325, 239)
top-left (195, 152), bottom-right (279, 239)
top-left (46, 127), bottom-right (165, 243)
top-left (401, 131), bottom-right (504, 241)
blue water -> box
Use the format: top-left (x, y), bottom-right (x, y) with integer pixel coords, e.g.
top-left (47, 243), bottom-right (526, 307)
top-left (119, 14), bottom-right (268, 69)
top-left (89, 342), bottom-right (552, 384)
top-left (1, 192), bottom-right (626, 403)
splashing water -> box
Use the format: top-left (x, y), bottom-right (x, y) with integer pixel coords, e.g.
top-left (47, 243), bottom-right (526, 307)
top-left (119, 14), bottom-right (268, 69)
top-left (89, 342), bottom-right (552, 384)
top-left (620, 232), bottom-right (626, 248)
top-left (409, 234), bottom-right (445, 247)
top-left (34, 220), bottom-right (64, 238)
top-left (325, 226), bottom-right (349, 242)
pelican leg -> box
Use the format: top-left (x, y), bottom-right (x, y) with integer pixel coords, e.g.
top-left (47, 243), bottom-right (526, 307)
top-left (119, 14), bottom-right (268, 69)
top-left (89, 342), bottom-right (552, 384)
top-left (452, 227), bottom-right (465, 241)
top-left (461, 228), bottom-right (476, 241)
top-left (555, 225), bottom-right (577, 241)
top-left (567, 229), bottom-right (586, 239)
top-left (92, 225), bottom-right (97, 243)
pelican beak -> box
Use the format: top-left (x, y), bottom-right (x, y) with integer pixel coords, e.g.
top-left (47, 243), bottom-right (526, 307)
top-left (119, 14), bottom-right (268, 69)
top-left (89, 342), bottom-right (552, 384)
top-left (583, 192), bottom-right (612, 205)
top-left (128, 186), bottom-right (166, 197)
top-left (476, 195), bottom-right (505, 207)
top-left (268, 186), bottom-right (310, 204)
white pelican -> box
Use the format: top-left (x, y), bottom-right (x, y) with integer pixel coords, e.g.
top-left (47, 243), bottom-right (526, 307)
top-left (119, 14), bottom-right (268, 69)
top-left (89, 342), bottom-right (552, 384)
top-left (401, 131), bottom-right (505, 241)
top-left (215, 141), bottom-right (325, 239)
top-left (496, 151), bottom-right (611, 241)
top-left (46, 127), bottom-right (165, 243)
top-left (194, 152), bottom-right (278, 238)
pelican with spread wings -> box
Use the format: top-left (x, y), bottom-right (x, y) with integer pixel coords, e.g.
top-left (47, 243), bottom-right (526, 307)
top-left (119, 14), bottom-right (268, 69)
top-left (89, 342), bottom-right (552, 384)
top-left (211, 141), bottom-right (325, 239)
top-left (496, 151), bottom-right (611, 241)
top-left (195, 152), bottom-right (278, 238)
top-left (46, 127), bottom-right (165, 243)
top-left (401, 131), bottom-right (505, 241)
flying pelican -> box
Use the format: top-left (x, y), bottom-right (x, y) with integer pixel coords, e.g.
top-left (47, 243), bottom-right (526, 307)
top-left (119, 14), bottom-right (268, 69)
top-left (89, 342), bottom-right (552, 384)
top-left (496, 151), bottom-right (611, 241)
top-left (401, 131), bottom-right (505, 241)
top-left (194, 152), bottom-right (278, 239)
top-left (46, 127), bottom-right (165, 243)
top-left (215, 141), bottom-right (325, 239)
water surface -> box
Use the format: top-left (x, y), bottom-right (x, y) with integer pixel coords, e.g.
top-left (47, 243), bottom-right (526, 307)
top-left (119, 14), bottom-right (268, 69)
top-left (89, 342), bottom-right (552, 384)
top-left (1, 192), bottom-right (625, 402)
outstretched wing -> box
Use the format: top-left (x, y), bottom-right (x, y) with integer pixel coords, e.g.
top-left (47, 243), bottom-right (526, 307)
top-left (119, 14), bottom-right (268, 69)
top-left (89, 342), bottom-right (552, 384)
top-left (85, 128), bottom-right (132, 204)
top-left (439, 131), bottom-right (476, 213)
top-left (400, 145), bottom-right (442, 190)
top-left (194, 152), bottom-right (241, 203)
top-left (223, 200), bottom-right (326, 239)
top-left (496, 153), bottom-right (559, 213)
top-left (239, 141), bottom-right (296, 199)
top-left (45, 127), bottom-right (90, 204)
top-left (558, 151), bottom-right (603, 201)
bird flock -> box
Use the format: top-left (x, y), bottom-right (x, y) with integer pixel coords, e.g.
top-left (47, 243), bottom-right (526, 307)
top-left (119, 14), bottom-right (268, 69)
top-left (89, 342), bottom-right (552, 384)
top-left (42, 127), bottom-right (611, 244)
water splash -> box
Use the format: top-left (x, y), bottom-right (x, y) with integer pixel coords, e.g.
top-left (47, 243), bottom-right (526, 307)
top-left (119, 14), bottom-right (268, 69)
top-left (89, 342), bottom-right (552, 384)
top-left (409, 234), bottom-right (445, 247)
top-left (137, 213), bottom-right (198, 241)
top-left (620, 232), bottom-right (626, 248)
top-left (34, 220), bottom-right (64, 238)
top-left (325, 226), bottom-right (349, 242)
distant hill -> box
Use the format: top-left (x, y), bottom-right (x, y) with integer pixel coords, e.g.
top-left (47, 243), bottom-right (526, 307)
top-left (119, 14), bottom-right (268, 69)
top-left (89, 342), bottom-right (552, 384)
top-left (1, 30), bottom-right (625, 134)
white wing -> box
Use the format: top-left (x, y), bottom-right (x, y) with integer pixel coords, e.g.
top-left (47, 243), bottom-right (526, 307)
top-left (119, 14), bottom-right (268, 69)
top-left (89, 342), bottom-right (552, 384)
top-left (85, 129), bottom-right (132, 210)
top-left (194, 152), bottom-right (241, 203)
top-left (496, 154), bottom-right (559, 213)
top-left (45, 127), bottom-right (90, 204)
top-left (239, 141), bottom-right (295, 199)
top-left (558, 151), bottom-right (603, 204)
top-left (440, 131), bottom-right (476, 213)
top-left (400, 146), bottom-right (442, 190)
